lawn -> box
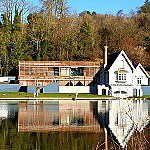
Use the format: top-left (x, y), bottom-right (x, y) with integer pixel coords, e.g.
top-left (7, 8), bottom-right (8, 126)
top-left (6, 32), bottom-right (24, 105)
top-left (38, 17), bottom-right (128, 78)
top-left (0, 92), bottom-right (33, 98)
top-left (0, 92), bottom-right (112, 98)
top-left (142, 95), bottom-right (150, 98)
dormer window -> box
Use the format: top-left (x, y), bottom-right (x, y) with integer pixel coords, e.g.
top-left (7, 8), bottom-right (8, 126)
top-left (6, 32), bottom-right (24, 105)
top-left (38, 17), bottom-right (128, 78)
top-left (115, 69), bottom-right (128, 82)
top-left (118, 73), bottom-right (126, 81)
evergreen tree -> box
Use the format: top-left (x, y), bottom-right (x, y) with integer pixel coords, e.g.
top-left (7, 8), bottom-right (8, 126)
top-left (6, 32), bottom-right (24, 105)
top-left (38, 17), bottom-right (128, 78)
top-left (0, 14), bottom-right (12, 76)
top-left (77, 22), bottom-right (93, 60)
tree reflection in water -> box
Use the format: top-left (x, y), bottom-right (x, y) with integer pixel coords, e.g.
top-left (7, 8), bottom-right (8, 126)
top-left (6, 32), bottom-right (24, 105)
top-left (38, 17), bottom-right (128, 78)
top-left (0, 100), bottom-right (150, 150)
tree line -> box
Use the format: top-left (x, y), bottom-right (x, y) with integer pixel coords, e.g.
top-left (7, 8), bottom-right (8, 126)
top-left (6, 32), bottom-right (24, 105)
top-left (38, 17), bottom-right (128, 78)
top-left (0, 0), bottom-right (150, 76)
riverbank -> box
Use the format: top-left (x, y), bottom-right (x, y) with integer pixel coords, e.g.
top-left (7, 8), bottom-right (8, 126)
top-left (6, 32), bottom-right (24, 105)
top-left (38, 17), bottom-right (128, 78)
top-left (0, 92), bottom-right (149, 100)
top-left (0, 92), bottom-right (116, 100)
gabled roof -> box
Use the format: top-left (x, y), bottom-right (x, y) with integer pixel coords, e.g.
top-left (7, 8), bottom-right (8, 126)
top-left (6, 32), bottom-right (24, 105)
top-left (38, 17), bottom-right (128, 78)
top-left (132, 63), bottom-right (139, 68)
top-left (135, 63), bottom-right (150, 78)
top-left (104, 51), bottom-right (121, 71)
top-left (102, 50), bottom-right (135, 72)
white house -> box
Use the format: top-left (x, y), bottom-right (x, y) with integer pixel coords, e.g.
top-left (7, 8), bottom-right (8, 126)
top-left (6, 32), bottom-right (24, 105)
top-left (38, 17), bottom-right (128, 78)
top-left (97, 46), bottom-right (149, 98)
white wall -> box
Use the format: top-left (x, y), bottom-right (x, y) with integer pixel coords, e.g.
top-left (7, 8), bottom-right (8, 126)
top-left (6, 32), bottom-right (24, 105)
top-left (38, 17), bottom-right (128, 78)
top-left (0, 76), bottom-right (16, 83)
top-left (0, 77), bottom-right (8, 82)
top-left (97, 85), bottom-right (109, 95)
top-left (59, 86), bottom-right (90, 93)
top-left (108, 53), bottom-right (134, 85)
top-left (111, 85), bottom-right (134, 98)
top-left (133, 65), bottom-right (149, 86)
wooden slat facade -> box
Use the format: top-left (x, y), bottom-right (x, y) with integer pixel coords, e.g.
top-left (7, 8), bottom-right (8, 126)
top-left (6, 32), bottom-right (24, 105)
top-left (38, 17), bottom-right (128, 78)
top-left (18, 61), bottom-right (100, 86)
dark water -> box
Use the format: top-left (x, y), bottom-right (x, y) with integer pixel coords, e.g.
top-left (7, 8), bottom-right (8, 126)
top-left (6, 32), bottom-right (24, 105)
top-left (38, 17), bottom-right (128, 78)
top-left (0, 100), bottom-right (150, 150)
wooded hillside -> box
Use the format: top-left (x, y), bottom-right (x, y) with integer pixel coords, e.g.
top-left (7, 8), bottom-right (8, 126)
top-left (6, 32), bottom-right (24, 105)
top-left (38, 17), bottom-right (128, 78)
top-left (0, 0), bottom-right (150, 76)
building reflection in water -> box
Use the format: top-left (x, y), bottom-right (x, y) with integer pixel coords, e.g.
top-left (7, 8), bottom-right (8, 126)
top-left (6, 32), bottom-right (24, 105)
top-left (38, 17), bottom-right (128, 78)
top-left (18, 101), bottom-right (101, 132)
top-left (97, 100), bottom-right (149, 148)
top-left (0, 102), bottom-right (18, 120)
top-left (17, 100), bottom-right (149, 148)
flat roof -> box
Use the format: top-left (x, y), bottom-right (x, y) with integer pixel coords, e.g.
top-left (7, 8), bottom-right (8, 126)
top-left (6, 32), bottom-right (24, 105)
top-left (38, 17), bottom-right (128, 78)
top-left (19, 61), bottom-right (100, 67)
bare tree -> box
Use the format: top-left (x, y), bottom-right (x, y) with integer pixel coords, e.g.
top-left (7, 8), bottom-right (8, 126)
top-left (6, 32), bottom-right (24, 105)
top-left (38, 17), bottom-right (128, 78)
top-left (0, 0), bottom-right (29, 24)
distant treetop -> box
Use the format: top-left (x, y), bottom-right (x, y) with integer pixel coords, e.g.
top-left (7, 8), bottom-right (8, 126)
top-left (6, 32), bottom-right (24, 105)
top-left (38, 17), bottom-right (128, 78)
top-left (138, 0), bottom-right (150, 13)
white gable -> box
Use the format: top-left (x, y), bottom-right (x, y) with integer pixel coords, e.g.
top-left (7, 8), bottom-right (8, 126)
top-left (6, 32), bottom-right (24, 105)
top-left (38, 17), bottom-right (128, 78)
top-left (133, 63), bottom-right (149, 86)
top-left (108, 50), bottom-right (135, 72)
top-left (108, 50), bottom-right (135, 85)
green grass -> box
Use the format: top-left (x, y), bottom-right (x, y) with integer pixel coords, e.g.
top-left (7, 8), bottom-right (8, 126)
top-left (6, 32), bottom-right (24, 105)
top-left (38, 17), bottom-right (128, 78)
top-left (142, 95), bottom-right (150, 98)
top-left (0, 92), bottom-right (112, 98)
top-left (77, 93), bottom-right (112, 98)
top-left (0, 92), bottom-right (33, 98)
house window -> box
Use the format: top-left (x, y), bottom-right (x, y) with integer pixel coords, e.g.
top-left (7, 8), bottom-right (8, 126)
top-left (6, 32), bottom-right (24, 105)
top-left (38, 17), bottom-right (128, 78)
top-left (53, 67), bottom-right (59, 76)
top-left (61, 68), bottom-right (70, 76)
top-left (117, 73), bottom-right (126, 81)
top-left (137, 77), bottom-right (142, 85)
top-left (120, 60), bottom-right (124, 68)
top-left (71, 67), bottom-right (84, 76)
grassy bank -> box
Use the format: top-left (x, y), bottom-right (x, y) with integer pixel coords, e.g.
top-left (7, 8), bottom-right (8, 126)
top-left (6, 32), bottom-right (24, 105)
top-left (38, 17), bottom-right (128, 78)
top-left (142, 95), bottom-right (150, 98)
top-left (0, 92), bottom-right (112, 99)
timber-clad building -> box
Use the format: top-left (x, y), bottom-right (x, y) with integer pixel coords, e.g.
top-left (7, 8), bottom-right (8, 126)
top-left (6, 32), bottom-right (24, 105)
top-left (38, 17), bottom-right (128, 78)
top-left (18, 61), bottom-right (100, 86)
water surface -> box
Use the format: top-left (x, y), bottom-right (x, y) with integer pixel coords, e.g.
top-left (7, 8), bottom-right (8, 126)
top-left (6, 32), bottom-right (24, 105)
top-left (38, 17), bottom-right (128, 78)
top-left (0, 100), bottom-right (150, 150)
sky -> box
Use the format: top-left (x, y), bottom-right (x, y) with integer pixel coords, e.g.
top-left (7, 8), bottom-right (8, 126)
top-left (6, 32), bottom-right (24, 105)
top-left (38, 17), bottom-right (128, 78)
top-left (67, 0), bottom-right (146, 15)
top-left (0, 0), bottom-right (146, 22)
top-left (30, 0), bottom-right (146, 15)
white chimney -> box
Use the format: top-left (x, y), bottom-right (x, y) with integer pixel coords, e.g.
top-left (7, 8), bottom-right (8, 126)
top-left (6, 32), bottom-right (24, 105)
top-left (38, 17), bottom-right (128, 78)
top-left (104, 46), bottom-right (108, 65)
